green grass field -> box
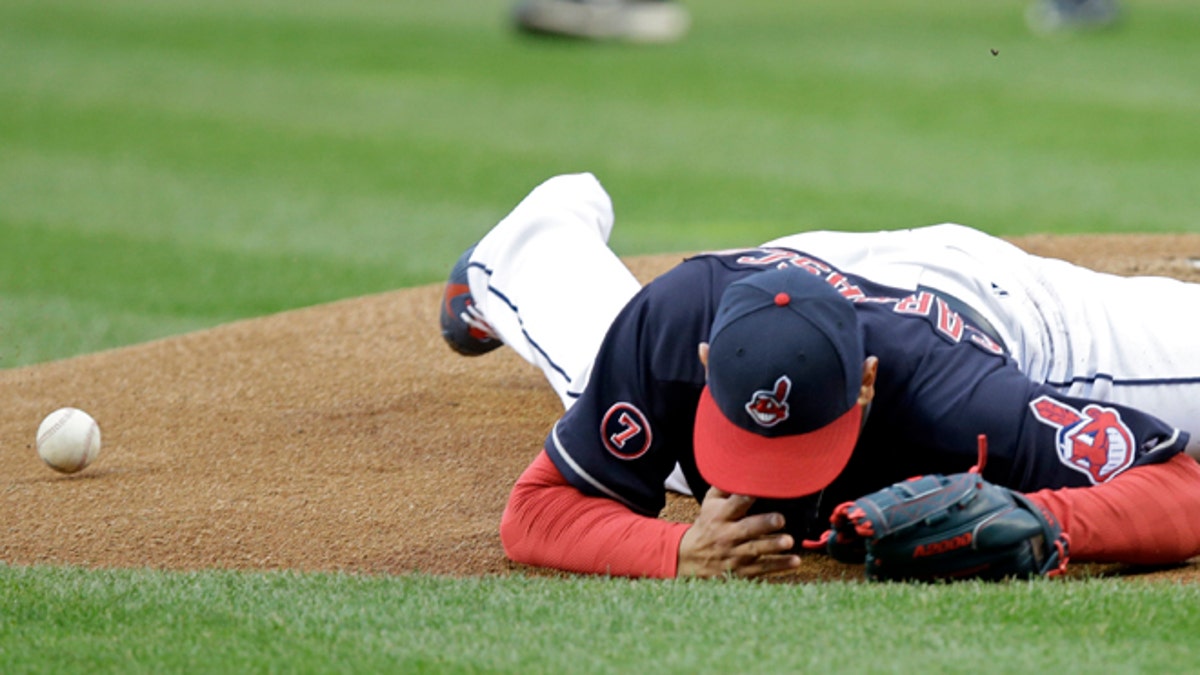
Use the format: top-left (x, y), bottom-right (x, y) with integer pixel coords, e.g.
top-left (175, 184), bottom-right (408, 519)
top-left (4, 0), bottom-right (1200, 671)
top-left (4, 566), bottom-right (1200, 673)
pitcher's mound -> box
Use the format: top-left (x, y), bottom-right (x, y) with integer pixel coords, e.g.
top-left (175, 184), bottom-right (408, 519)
top-left (3, 235), bottom-right (1199, 580)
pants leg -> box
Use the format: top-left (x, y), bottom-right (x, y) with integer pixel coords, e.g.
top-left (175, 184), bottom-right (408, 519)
top-left (766, 224), bottom-right (1200, 452)
top-left (1025, 257), bottom-right (1200, 447)
top-left (467, 173), bottom-right (641, 407)
top-left (467, 173), bottom-right (693, 493)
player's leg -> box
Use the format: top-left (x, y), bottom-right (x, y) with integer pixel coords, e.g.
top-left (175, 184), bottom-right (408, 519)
top-left (445, 172), bottom-right (641, 407)
top-left (871, 225), bottom-right (1200, 445)
top-left (912, 225), bottom-right (1200, 444)
top-left (861, 224), bottom-right (1200, 450)
top-left (442, 173), bottom-right (692, 494)
top-left (1020, 257), bottom-right (1200, 450)
top-left (764, 224), bottom-right (1200, 450)
top-left (762, 225), bottom-right (1025, 356)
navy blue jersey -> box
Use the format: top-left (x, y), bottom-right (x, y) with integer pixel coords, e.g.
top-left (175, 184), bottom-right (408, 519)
top-left (545, 248), bottom-right (1189, 539)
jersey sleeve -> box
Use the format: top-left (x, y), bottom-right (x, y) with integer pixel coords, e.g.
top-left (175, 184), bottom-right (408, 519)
top-left (1025, 453), bottom-right (1200, 565)
top-left (1008, 385), bottom-right (1186, 489)
top-left (862, 312), bottom-right (1189, 492)
top-left (544, 261), bottom-right (718, 516)
top-left (501, 450), bottom-right (691, 577)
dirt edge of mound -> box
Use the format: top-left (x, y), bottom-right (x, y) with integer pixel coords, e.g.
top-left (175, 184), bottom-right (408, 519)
top-left (2, 234), bottom-right (1199, 582)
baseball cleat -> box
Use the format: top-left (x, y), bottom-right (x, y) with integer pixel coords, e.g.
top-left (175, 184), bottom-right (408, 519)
top-left (440, 245), bottom-right (502, 357)
top-left (513, 0), bottom-right (690, 44)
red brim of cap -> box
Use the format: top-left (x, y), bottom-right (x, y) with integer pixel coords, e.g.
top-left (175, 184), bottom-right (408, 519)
top-left (693, 386), bottom-right (862, 499)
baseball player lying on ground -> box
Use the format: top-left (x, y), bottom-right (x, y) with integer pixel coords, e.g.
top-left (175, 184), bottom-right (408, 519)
top-left (438, 173), bottom-right (1200, 579)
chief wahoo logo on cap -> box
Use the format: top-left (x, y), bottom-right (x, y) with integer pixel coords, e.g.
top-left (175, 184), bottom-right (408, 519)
top-left (745, 375), bottom-right (792, 428)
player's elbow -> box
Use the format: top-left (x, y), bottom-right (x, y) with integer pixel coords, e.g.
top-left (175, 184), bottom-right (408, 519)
top-left (500, 477), bottom-right (555, 567)
top-left (499, 486), bottom-right (530, 564)
top-left (500, 449), bottom-right (589, 570)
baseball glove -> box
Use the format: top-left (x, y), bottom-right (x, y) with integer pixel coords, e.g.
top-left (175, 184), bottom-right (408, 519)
top-left (820, 471), bottom-right (1070, 582)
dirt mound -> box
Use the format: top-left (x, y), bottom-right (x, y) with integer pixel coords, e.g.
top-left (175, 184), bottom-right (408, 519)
top-left (3, 236), bottom-right (1200, 580)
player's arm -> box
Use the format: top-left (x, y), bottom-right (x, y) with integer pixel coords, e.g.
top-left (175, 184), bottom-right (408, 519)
top-left (501, 450), bottom-right (686, 577)
top-left (895, 336), bottom-right (1186, 491)
top-left (903, 347), bottom-right (1199, 565)
top-left (501, 450), bottom-right (800, 578)
top-left (953, 375), bottom-right (1200, 565)
top-left (1024, 453), bottom-right (1200, 565)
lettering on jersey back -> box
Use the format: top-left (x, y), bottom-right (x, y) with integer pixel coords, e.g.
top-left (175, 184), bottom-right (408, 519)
top-left (735, 249), bottom-right (1005, 356)
top-left (826, 272), bottom-right (867, 301)
top-left (935, 298), bottom-right (965, 342)
top-left (969, 332), bottom-right (1005, 354)
top-left (602, 403), bottom-right (653, 460)
top-left (895, 291), bottom-right (935, 316)
top-left (1030, 395), bottom-right (1136, 484)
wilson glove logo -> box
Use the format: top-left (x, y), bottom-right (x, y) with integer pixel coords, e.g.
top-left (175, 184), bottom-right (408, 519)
top-left (745, 375), bottom-right (791, 428)
top-left (1030, 395), bottom-right (1135, 484)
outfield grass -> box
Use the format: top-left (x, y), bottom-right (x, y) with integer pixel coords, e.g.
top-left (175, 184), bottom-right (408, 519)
top-left (4, 0), bottom-right (1200, 671)
top-left (4, 0), bottom-right (1198, 368)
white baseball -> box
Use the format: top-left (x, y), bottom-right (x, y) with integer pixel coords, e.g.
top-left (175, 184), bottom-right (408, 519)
top-left (36, 407), bottom-right (102, 474)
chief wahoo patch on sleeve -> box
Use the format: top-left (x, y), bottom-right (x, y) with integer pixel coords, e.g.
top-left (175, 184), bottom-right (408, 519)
top-left (1030, 395), bottom-right (1135, 484)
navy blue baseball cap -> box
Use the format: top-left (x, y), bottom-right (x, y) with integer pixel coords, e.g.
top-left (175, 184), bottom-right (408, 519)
top-left (694, 267), bottom-right (865, 499)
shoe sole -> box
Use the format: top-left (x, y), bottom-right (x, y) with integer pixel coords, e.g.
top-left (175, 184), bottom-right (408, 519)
top-left (439, 248), bottom-right (501, 357)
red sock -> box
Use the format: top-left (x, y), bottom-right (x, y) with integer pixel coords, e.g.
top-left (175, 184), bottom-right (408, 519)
top-left (1025, 454), bottom-right (1200, 565)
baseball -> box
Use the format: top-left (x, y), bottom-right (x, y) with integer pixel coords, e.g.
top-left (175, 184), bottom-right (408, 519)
top-left (36, 407), bottom-right (102, 474)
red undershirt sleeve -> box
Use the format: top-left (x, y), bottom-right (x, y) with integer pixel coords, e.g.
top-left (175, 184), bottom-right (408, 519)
top-left (500, 450), bottom-right (691, 578)
top-left (1024, 453), bottom-right (1200, 565)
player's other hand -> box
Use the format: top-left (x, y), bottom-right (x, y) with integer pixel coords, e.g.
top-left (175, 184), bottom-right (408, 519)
top-left (677, 487), bottom-right (801, 578)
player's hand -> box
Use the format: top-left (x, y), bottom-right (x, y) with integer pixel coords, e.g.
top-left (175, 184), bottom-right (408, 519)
top-left (676, 487), bottom-right (801, 578)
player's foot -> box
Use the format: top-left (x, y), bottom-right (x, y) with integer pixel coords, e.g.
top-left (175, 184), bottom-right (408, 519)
top-left (1026, 0), bottom-right (1120, 33)
top-left (513, 0), bottom-right (691, 44)
top-left (440, 245), bottom-right (501, 357)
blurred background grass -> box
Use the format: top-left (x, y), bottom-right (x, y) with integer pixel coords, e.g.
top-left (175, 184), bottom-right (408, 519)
top-left (2, 0), bottom-right (1197, 368)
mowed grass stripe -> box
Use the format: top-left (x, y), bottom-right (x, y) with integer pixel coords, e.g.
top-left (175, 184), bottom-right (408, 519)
top-left (4, 0), bottom-right (1197, 258)
top-left (0, 222), bottom-right (392, 316)
top-left (7, 57), bottom-right (1190, 245)
top-left (0, 219), bottom-right (403, 366)
top-left (0, 124), bottom-right (514, 269)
